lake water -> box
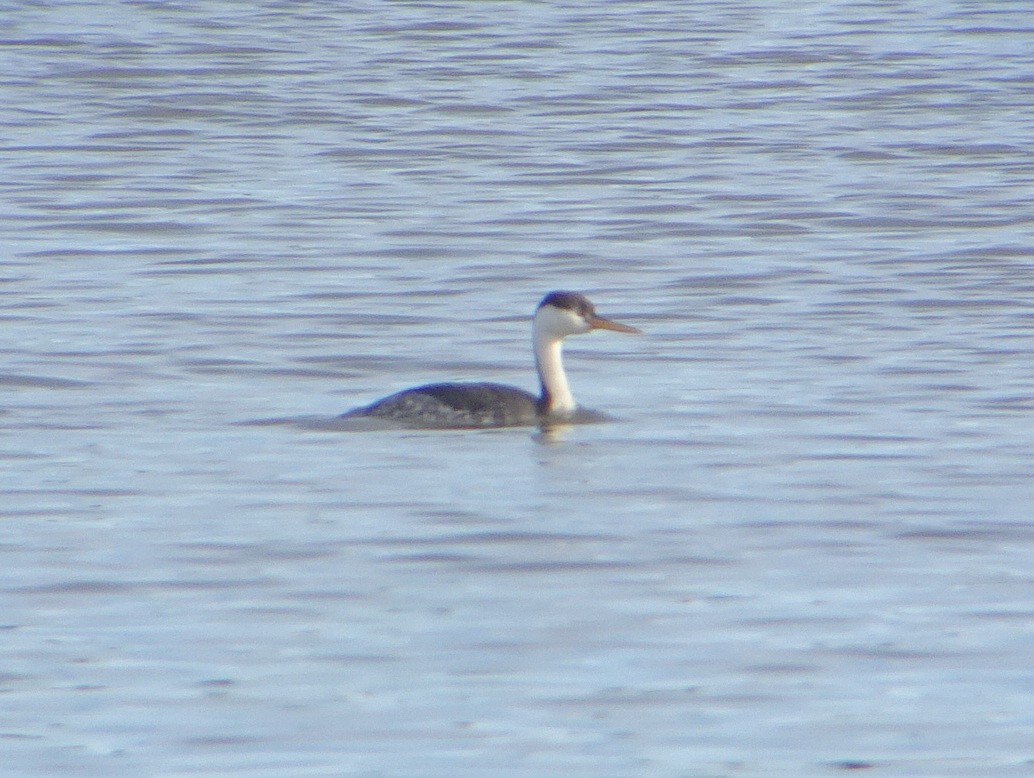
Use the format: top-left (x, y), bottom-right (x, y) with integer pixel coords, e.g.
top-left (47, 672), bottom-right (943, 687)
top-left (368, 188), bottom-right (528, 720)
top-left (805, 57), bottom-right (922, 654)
top-left (2, 2), bottom-right (1033, 776)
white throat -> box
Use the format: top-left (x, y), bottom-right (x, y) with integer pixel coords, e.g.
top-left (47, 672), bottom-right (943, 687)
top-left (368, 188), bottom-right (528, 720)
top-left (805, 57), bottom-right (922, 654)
top-left (535, 333), bottom-right (575, 415)
top-left (533, 306), bottom-right (584, 415)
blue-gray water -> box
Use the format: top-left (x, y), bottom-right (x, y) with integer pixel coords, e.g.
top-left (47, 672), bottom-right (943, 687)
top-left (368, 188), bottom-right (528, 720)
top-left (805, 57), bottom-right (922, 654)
top-left (2, 2), bottom-right (1032, 776)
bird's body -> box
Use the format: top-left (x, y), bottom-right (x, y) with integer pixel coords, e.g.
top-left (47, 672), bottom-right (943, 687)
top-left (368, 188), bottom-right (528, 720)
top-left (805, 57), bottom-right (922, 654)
top-left (351, 382), bottom-right (540, 429)
top-left (342, 291), bottom-right (640, 429)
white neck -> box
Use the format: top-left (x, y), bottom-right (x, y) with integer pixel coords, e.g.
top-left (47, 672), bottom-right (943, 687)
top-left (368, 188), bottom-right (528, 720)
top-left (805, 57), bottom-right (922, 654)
top-left (534, 329), bottom-right (576, 415)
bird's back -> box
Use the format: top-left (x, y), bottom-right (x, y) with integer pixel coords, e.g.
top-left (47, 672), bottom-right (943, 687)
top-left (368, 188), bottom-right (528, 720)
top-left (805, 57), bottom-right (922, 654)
top-left (344, 382), bottom-right (540, 429)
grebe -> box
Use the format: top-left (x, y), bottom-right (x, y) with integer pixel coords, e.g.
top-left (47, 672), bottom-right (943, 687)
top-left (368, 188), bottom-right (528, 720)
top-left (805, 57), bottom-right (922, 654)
top-left (342, 291), bottom-right (641, 429)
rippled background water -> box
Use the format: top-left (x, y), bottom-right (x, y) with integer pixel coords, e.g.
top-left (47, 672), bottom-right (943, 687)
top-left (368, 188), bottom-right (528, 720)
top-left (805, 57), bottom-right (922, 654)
top-left (2, 2), bottom-right (1033, 776)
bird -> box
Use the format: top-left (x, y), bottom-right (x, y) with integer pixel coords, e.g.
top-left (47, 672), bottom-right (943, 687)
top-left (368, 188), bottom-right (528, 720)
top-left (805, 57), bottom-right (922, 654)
top-left (341, 291), bottom-right (641, 429)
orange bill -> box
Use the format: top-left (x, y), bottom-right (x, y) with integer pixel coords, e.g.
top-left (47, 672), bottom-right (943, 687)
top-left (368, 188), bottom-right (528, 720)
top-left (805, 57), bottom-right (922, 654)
top-left (589, 316), bottom-right (642, 335)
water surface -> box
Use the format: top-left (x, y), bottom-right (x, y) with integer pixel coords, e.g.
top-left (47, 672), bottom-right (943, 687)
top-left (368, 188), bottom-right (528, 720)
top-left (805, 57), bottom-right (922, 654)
top-left (2, 2), bottom-right (1033, 776)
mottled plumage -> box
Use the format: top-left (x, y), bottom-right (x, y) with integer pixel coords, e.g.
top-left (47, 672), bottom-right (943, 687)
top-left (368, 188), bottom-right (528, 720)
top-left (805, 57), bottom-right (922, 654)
top-left (349, 382), bottom-right (540, 428)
